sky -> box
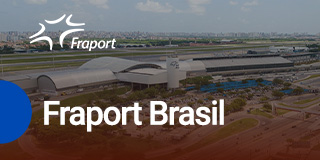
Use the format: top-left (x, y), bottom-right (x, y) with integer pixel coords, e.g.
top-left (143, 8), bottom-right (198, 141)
top-left (0, 0), bottom-right (320, 33)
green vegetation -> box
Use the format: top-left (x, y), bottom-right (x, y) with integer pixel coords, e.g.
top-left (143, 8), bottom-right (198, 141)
top-left (263, 103), bottom-right (272, 110)
top-left (307, 44), bottom-right (320, 52)
top-left (29, 87), bottom-right (131, 128)
top-left (279, 100), bottom-right (320, 109)
top-left (2, 42), bottom-right (307, 73)
top-left (2, 51), bottom-right (175, 66)
top-left (217, 88), bottom-right (224, 93)
top-left (249, 109), bottom-right (273, 119)
top-left (207, 95), bottom-right (214, 100)
top-left (272, 78), bottom-right (284, 85)
top-left (260, 103), bottom-right (273, 114)
top-left (0, 50), bottom-right (182, 72)
top-left (259, 96), bottom-right (269, 103)
top-left (2, 49), bottom-right (120, 58)
top-left (27, 85), bottom-right (191, 159)
top-left (60, 87), bottom-right (131, 107)
top-left (31, 44), bottom-right (70, 51)
top-left (181, 76), bottom-right (212, 89)
top-left (36, 125), bottom-right (163, 159)
top-left (0, 45), bottom-right (14, 54)
top-left (292, 87), bottom-right (304, 95)
top-left (215, 82), bottom-right (223, 87)
top-left (1, 45), bottom-right (268, 61)
top-left (30, 86), bottom-right (187, 143)
top-left (3, 54), bottom-right (99, 64)
top-left (181, 76), bottom-right (212, 85)
top-left (272, 90), bottom-right (285, 99)
top-left (294, 97), bottom-right (320, 105)
top-left (225, 98), bottom-right (247, 115)
top-left (185, 118), bottom-right (258, 152)
top-left (127, 87), bottom-right (186, 100)
top-left (3, 62), bottom-right (85, 72)
top-left (276, 109), bottom-right (290, 115)
top-left (295, 75), bottom-right (320, 83)
top-left (242, 79), bottom-right (248, 84)
top-left (256, 78), bottom-right (264, 83)
top-left (3, 56), bottom-right (77, 64)
top-left (283, 82), bottom-right (292, 87)
top-left (279, 103), bottom-right (294, 108)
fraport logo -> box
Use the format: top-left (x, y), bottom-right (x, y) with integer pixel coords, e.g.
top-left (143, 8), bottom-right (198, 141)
top-left (30, 14), bottom-right (116, 51)
top-left (170, 61), bottom-right (180, 69)
top-left (0, 80), bottom-right (32, 144)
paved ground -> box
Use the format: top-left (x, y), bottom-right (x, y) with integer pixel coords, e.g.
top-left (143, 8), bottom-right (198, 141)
top-left (0, 46), bottom-right (269, 76)
top-left (173, 102), bottom-right (320, 160)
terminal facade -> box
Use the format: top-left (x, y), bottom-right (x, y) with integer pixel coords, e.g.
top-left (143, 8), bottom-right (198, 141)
top-left (1, 53), bottom-right (319, 96)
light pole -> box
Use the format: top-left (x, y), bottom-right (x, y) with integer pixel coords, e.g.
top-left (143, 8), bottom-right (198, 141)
top-left (1, 55), bottom-right (3, 77)
top-left (52, 51), bottom-right (55, 71)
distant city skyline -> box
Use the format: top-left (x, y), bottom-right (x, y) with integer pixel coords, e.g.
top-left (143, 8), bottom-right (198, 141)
top-left (1, 31), bottom-right (318, 43)
top-left (1, 0), bottom-right (320, 33)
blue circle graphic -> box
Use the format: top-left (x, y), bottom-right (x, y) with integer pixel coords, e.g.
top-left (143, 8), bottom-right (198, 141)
top-left (0, 80), bottom-right (32, 144)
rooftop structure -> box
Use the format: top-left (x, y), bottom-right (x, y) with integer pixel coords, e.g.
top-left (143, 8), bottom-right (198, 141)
top-left (1, 54), bottom-right (304, 95)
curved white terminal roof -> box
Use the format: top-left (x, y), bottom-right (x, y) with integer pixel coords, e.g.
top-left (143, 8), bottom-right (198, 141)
top-left (179, 61), bottom-right (206, 72)
top-left (79, 57), bottom-right (161, 73)
top-left (202, 57), bottom-right (292, 68)
top-left (116, 68), bottom-right (186, 85)
top-left (38, 68), bottom-right (117, 90)
top-left (153, 61), bottom-right (206, 72)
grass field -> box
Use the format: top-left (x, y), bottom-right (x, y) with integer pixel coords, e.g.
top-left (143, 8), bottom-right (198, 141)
top-left (152, 118), bottom-right (259, 160)
top-left (294, 97), bottom-right (320, 105)
top-left (1, 49), bottom-right (121, 58)
top-left (295, 75), bottom-right (320, 83)
top-left (250, 109), bottom-right (274, 119)
top-left (279, 100), bottom-right (320, 109)
top-left (180, 45), bottom-right (270, 52)
top-left (276, 109), bottom-right (290, 115)
top-left (279, 103), bottom-right (296, 108)
top-left (127, 44), bottom-right (269, 51)
top-left (60, 92), bottom-right (98, 107)
top-left (0, 41), bottom-right (308, 73)
top-left (185, 118), bottom-right (258, 152)
top-left (3, 62), bottom-right (85, 72)
top-left (1, 44), bottom-right (270, 73)
top-left (2, 51), bottom-right (173, 64)
top-left (1, 44), bottom-right (277, 65)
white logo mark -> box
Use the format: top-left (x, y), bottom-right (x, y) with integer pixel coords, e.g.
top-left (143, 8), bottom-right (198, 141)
top-left (29, 14), bottom-right (85, 50)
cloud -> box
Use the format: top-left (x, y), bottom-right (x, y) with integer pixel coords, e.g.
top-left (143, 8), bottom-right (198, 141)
top-left (136, 0), bottom-right (173, 13)
top-left (135, 0), bottom-right (211, 15)
top-left (88, 0), bottom-right (109, 9)
top-left (241, 6), bottom-right (251, 12)
top-left (241, 0), bottom-right (259, 12)
top-left (71, 0), bottom-right (109, 9)
top-left (12, 0), bottom-right (18, 6)
top-left (244, 0), bottom-right (259, 6)
top-left (24, 0), bottom-right (47, 5)
top-left (229, 1), bottom-right (238, 6)
top-left (239, 18), bottom-right (249, 24)
top-left (187, 0), bottom-right (211, 15)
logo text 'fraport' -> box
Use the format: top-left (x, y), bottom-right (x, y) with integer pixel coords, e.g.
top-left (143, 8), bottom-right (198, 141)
top-left (30, 14), bottom-right (116, 51)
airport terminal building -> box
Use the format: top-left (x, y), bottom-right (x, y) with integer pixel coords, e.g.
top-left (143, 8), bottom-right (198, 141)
top-left (0, 54), bottom-right (304, 96)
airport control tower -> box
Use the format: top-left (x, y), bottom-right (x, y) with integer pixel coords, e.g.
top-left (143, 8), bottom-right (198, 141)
top-left (166, 55), bottom-right (180, 90)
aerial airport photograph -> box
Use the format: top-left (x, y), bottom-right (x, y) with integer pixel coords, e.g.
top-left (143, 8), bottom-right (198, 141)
top-left (0, 0), bottom-right (320, 160)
